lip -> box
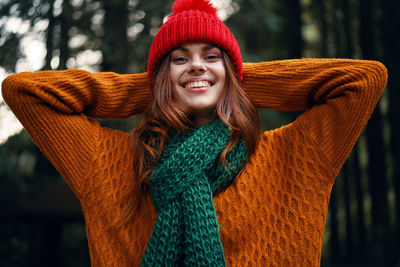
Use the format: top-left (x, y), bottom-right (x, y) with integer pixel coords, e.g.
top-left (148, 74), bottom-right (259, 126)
top-left (183, 86), bottom-right (209, 94)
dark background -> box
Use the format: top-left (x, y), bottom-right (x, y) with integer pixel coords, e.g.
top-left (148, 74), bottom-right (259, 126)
top-left (0, 0), bottom-right (399, 266)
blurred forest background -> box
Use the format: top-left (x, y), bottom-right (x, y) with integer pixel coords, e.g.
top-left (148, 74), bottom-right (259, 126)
top-left (0, 0), bottom-right (399, 266)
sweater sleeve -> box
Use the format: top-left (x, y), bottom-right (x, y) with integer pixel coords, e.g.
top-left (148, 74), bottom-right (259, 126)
top-left (1, 69), bottom-right (151, 198)
top-left (242, 58), bottom-right (387, 174)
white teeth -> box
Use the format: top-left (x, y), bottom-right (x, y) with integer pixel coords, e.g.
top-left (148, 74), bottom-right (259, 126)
top-left (185, 81), bottom-right (211, 89)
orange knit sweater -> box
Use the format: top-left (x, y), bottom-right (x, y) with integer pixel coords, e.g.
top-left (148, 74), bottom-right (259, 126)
top-left (2, 59), bottom-right (387, 266)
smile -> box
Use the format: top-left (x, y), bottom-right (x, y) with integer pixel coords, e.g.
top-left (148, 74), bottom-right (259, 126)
top-left (184, 81), bottom-right (212, 89)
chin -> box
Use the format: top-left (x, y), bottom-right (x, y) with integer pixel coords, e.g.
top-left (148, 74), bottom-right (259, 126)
top-left (188, 103), bottom-right (216, 111)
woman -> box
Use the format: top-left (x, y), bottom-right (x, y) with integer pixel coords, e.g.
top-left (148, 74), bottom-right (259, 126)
top-left (2, 0), bottom-right (387, 266)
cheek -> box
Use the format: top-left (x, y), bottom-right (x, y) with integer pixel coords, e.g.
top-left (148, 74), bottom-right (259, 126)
top-left (169, 68), bottom-right (184, 100)
top-left (169, 65), bottom-right (185, 86)
top-left (218, 70), bottom-right (226, 91)
top-left (214, 63), bottom-right (226, 83)
top-left (169, 69), bottom-right (178, 86)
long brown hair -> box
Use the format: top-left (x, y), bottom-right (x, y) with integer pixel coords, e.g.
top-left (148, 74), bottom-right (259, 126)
top-left (115, 49), bottom-right (261, 226)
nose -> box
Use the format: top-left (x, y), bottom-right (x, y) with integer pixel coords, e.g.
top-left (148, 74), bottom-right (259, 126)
top-left (187, 57), bottom-right (206, 74)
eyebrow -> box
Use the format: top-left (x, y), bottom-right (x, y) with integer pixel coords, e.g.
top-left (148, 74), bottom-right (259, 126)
top-left (173, 44), bottom-right (218, 52)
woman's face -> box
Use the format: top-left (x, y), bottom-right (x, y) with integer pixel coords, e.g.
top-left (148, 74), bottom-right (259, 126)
top-left (169, 42), bottom-right (226, 121)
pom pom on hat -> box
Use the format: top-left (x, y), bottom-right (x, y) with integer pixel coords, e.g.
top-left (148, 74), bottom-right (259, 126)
top-left (172, 0), bottom-right (217, 16)
top-left (147, 0), bottom-right (243, 87)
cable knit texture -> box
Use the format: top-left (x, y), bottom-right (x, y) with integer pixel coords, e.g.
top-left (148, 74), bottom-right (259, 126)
top-left (1, 59), bottom-right (387, 266)
top-left (141, 119), bottom-right (247, 266)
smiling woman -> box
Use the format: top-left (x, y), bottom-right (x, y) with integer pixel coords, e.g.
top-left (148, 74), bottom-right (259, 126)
top-left (169, 43), bottom-right (227, 125)
top-left (1, 0), bottom-right (388, 266)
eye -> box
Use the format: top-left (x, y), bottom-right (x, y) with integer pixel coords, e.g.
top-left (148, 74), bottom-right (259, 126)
top-left (171, 56), bottom-right (187, 64)
top-left (204, 54), bottom-right (221, 61)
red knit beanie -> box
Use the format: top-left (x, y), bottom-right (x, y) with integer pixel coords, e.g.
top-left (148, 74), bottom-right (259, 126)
top-left (147, 0), bottom-right (243, 86)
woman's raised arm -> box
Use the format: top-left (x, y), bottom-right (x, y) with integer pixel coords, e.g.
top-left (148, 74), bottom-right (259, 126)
top-left (2, 70), bottom-right (151, 198)
top-left (242, 58), bottom-right (387, 177)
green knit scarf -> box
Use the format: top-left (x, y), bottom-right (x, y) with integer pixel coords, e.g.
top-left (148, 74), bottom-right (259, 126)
top-left (140, 119), bottom-right (248, 266)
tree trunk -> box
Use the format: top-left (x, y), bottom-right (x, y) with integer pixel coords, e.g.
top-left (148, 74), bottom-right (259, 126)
top-left (359, 0), bottom-right (390, 263)
top-left (59, 0), bottom-right (72, 70)
top-left (340, 0), bottom-right (353, 58)
top-left (328, 186), bottom-right (341, 264)
top-left (332, 0), bottom-right (343, 58)
top-left (101, 0), bottom-right (129, 73)
top-left (318, 0), bottom-right (328, 57)
top-left (29, 218), bottom-right (62, 267)
top-left (380, 0), bottom-right (400, 263)
top-left (352, 145), bottom-right (367, 262)
top-left (333, 0), bottom-right (356, 262)
top-left (43, 0), bottom-right (55, 70)
top-left (284, 0), bottom-right (303, 58)
top-left (341, 161), bottom-right (354, 262)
